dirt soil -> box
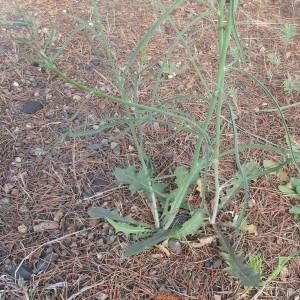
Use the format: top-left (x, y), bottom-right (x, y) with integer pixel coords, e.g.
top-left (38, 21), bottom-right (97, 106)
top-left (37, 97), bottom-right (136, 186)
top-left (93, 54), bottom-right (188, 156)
top-left (0, 0), bottom-right (300, 299)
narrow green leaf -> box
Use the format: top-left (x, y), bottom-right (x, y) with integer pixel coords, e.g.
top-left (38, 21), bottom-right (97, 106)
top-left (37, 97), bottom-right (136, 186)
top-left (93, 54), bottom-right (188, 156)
top-left (262, 250), bottom-right (300, 287)
top-left (124, 229), bottom-right (171, 257)
top-left (87, 207), bottom-right (145, 226)
top-left (107, 218), bottom-right (152, 236)
top-left (290, 177), bottom-right (300, 188)
top-left (168, 210), bottom-right (205, 240)
top-left (278, 185), bottom-right (296, 195)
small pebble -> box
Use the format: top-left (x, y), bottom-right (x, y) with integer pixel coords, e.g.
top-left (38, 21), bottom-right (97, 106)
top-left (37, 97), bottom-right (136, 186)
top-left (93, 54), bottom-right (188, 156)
top-left (64, 83), bottom-right (73, 89)
top-left (18, 224), bottom-right (28, 234)
top-left (100, 139), bottom-right (109, 145)
top-left (30, 147), bottom-right (47, 156)
top-left (12, 81), bottom-right (19, 87)
top-left (4, 183), bottom-right (14, 194)
top-left (15, 157), bottom-right (22, 163)
top-left (45, 93), bottom-right (52, 100)
top-left (168, 240), bottom-right (182, 254)
top-left (19, 205), bottom-right (29, 213)
top-left (8, 265), bottom-right (32, 281)
top-left (0, 197), bottom-right (10, 205)
top-left (204, 257), bottom-right (222, 269)
top-left (110, 142), bottom-right (118, 150)
top-left (21, 100), bottom-right (44, 114)
top-left (73, 95), bottom-right (81, 101)
top-left (106, 235), bottom-right (115, 244)
top-left (153, 122), bottom-right (160, 130)
top-left (128, 145), bottom-right (135, 152)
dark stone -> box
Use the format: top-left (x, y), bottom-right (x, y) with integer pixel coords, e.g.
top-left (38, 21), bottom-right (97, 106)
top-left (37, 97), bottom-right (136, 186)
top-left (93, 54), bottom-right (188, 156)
top-left (8, 265), bottom-right (33, 281)
top-left (0, 249), bottom-right (7, 257)
top-left (35, 252), bottom-right (59, 274)
top-left (21, 101), bottom-right (44, 114)
top-left (204, 257), bottom-right (222, 269)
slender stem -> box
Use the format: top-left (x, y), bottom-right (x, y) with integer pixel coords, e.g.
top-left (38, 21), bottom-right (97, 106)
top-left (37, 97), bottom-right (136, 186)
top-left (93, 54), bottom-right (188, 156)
top-left (260, 101), bottom-right (300, 112)
top-left (217, 0), bottom-right (226, 52)
top-left (210, 0), bottom-right (235, 224)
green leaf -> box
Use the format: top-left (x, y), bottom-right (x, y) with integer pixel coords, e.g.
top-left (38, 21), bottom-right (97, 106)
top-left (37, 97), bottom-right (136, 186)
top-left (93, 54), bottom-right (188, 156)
top-left (281, 23), bottom-right (296, 44)
top-left (114, 166), bottom-right (146, 194)
top-left (87, 207), bottom-right (147, 226)
top-left (261, 250), bottom-right (300, 288)
top-left (168, 210), bottom-right (205, 240)
top-left (216, 227), bottom-right (260, 287)
top-left (278, 185), bottom-right (300, 199)
top-left (289, 206), bottom-right (300, 220)
top-left (124, 229), bottom-right (171, 256)
top-left (107, 218), bottom-right (153, 237)
top-left (158, 60), bottom-right (176, 75)
top-left (263, 159), bottom-right (278, 172)
top-left (278, 185), bottom-right (295, 194)
top-left (114, 165), bottom-right (166, 197)
top-left (290, 177), bottom-right (300, 189)
top-left (283, 79), bottom-right (293, 96)
top-left (248, 253), bottom-right (263, 275)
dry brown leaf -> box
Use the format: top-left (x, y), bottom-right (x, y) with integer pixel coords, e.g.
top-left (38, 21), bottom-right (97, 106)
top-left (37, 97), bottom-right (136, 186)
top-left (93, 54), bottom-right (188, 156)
top-left (188, 235), bottom-right (216, 248)
top-left (155, 244), bottom-right (170, 257)
top-left (244, 224), bottom-right (258, 236)
top-left (196, 178), bottom-right (202, 193)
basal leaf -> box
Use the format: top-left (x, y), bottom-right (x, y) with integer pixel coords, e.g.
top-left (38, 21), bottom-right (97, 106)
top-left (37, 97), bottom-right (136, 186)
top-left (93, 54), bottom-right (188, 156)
top-left (124, 229), bottom-right (171, 257)
top-left (114, 166), bottom-right (147, 194)
top-left (168, 210), bottom-right (205, 240)
top-left (289, 206), bottom-right (300, 220)
top-left (290, 177), bottom-right (300, 189)
top-left (114, 166), bottom-right (165, 197)
top-left (87, 207), bottom-right (147, 226)
top-left (174, 166), bottom-right (190, 186)
top-left (215, 226), bottom-right (260, 287)
top-left (107, 218), bottom-right (153, 237)
top-left (278, 185), bottom-right (295, 195)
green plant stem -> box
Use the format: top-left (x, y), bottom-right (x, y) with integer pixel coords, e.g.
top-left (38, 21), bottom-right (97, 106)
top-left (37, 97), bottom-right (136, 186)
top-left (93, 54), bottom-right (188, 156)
top-left (129, 121), bottom-right (160, 229)
top-left (231, 67), bottom-right (300, 173)
top-left (211, 0), bottom-right (235, 224)
top-left (217, 0), bottom-right (226, 52)
top-left (260, 101), bottom-right (300, 112)
top-left (44, 61), bottom-right (211, 142)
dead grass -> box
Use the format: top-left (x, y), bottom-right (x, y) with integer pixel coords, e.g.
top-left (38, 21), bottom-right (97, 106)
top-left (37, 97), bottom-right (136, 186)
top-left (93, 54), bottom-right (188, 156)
top-left (0, 0), bottom-right (300, 299)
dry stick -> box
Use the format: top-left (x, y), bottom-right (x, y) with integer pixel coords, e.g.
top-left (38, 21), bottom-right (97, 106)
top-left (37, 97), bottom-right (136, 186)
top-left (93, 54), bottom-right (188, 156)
top-left (67, 275), bottom-right (111, 300)
top-left (82, 186), bottom-right (126, 201)
top-left (15, 229), bottom-right (88, 280)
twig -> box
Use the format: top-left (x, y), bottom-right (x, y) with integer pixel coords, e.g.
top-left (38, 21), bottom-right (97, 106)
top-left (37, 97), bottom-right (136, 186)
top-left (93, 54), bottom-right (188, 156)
top-left (67, 274), bottom-right (111, 300)
top-left (82, 186), bottom-right (126, 201)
